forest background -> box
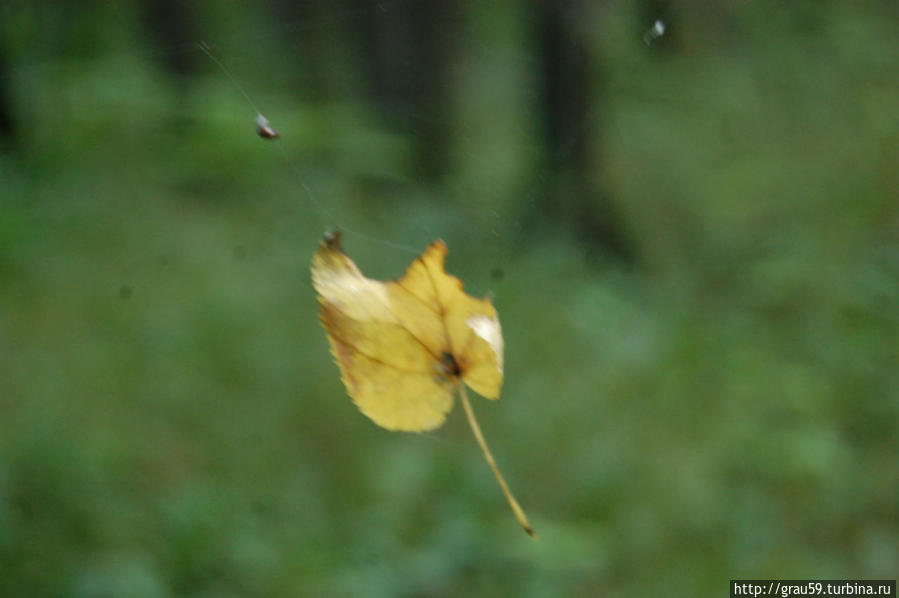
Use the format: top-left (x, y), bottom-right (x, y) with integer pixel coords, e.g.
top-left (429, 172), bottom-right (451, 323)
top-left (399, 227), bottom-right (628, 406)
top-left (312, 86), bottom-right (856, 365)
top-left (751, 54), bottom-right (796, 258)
top-left (0, 2), bottom-right (896, 596)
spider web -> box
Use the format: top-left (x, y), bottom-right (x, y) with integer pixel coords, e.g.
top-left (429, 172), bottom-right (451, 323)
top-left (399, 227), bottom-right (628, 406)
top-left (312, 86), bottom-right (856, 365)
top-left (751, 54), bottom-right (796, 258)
top-left (123, 0), bottom-right (530, 282)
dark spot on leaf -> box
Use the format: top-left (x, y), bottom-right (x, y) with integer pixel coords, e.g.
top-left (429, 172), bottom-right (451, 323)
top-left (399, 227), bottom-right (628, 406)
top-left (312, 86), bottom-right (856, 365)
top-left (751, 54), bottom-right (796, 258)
top-left (440, 351), bottom-right (462, 378)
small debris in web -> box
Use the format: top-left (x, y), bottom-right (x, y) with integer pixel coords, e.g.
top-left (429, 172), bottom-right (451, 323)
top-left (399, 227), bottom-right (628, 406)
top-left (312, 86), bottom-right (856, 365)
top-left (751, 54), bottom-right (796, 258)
top-left (255, 114), bottom-right (280, 140)
top-left (643, 19), bottom-right (665, 45)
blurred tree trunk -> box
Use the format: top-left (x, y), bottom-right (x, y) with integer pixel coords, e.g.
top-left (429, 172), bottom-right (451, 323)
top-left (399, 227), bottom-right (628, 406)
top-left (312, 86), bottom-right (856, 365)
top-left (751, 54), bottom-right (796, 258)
top-left (140, 0), bottom-right (197, 94)
top-left (0, 45), bottom-right (14, 145)
top-left (270, 0), bottom-right (345, 101)
top-left (348, 0), bottom-right (458, 180)
top-left (536, 0), bottom-right (633, 263)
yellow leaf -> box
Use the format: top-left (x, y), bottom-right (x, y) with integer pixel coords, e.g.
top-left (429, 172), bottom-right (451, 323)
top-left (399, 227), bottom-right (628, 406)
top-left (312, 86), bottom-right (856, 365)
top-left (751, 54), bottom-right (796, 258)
top-left (311, 230), bottom-right (534, 537)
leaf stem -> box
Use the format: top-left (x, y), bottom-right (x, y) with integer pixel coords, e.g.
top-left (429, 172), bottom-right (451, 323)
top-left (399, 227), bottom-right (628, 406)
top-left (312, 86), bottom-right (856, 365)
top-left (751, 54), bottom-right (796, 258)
top-left (457, 383), bottom-right (536, 538)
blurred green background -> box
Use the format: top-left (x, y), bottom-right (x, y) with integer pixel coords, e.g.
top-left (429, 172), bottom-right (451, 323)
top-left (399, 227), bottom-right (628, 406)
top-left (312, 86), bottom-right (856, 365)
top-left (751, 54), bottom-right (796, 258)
top-left (1, 1), bottom-right (897, 596)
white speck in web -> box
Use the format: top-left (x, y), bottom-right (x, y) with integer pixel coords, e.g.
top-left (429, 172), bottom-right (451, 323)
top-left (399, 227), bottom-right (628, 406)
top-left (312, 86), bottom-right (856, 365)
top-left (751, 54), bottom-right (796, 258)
top-left (644, 19), bottom-right (666, 45)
